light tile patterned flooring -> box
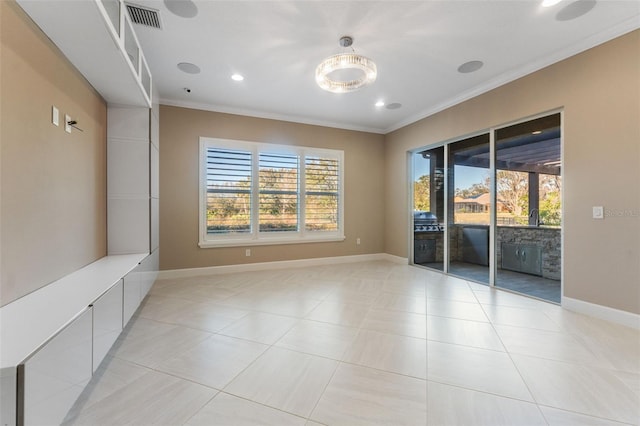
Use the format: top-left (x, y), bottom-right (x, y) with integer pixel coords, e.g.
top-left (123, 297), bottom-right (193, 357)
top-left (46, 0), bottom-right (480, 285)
top-left (63, 261), bottom-right (640, 425)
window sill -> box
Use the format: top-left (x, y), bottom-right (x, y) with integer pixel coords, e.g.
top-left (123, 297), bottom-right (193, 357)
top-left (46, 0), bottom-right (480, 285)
top-left (198, 235), bottom-right (345, 249)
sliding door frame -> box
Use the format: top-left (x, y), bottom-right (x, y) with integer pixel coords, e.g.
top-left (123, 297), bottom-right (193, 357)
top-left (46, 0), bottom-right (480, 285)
top-left (409, 108), bottom-right (563, 300)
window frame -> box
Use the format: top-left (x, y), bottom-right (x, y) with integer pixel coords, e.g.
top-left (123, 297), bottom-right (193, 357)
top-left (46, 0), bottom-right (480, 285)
top-left (199, 137), bottom-right (345, 248)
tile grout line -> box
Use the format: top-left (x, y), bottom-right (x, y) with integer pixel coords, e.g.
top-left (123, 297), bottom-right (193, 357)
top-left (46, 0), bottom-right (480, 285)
top-left (471, 285), bottom-right (550, 425)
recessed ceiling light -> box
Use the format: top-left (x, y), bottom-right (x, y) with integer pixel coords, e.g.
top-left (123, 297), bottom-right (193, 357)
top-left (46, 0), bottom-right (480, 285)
top-left (177, 62), bottom-right (200, 74)
top-left (231, 74), bottom-right (244, 82)
top-left (458, 60), bottom-right (484, 74)
top-left (375, 101), bottom-right (385, 107)
top-left (541, 0), bottom-right (563, 7)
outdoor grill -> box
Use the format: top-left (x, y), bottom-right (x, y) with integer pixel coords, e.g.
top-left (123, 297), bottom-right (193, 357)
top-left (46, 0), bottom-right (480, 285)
top-left (413, 211), bottom-right (443, 232)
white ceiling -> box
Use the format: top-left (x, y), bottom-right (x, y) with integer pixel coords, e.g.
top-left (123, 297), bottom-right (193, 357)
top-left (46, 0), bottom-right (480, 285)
top-left (129, 0), bottom-right (639, 134)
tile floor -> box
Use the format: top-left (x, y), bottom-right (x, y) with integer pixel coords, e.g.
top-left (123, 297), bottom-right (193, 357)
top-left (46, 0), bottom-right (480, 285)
top-left (63, 260), bottom-right (639, 426)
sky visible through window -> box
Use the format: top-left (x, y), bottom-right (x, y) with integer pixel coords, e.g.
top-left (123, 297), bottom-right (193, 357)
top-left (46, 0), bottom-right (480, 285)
top-left (414, 156), bottom-right (488, 191)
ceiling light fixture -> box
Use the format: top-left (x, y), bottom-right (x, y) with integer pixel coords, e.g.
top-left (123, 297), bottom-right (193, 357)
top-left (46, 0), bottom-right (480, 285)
top-left (375, 100), bottom-right (385, 107)
top-left (316, 36), bottom-right (377, 94)
top-left (231, 73), bottom-right (244, 81)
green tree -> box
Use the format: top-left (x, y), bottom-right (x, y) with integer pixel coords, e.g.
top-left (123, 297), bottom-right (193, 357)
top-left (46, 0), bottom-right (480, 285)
top-left (455, 182), bottom-right (489, 198)
top-left (540, 174), bottom-right (562, 226)
top-left (414, 174), bottom-right (430, 211)
top-left (495, 170), bottom-right (528, 219)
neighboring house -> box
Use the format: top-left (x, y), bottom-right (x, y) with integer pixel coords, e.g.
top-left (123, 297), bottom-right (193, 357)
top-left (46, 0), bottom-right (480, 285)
top-left (454, 193), bottom-right (507, 213)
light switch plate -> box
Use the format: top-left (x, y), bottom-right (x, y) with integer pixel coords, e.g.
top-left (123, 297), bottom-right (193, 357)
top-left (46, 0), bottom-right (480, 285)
top-left (52, 106), bottom-right (59, 126)
top-left (593, 206), bottom-right (604, 219)
top-left (65, 114), bottom-right (72, 133)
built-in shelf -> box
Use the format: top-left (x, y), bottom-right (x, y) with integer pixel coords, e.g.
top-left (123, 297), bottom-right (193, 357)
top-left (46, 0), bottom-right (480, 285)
top-left (17, 0), bottom-right (151, 107)
top-left (0, 252), bottom-right (157, 424)
top-left (0, 253), bottom-right (146, 369)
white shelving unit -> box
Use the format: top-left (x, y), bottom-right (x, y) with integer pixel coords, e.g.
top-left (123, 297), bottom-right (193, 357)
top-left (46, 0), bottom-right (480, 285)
top-left (1, 2), bottom-right (160, 424)
top-left (17, 0), bottom-right (152, 107)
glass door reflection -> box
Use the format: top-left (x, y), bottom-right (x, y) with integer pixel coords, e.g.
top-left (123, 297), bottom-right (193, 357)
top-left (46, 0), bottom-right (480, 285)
top-left (413, 146), bottom-right (445, 270)
top-left (447, 134), bottom-right (491, 284)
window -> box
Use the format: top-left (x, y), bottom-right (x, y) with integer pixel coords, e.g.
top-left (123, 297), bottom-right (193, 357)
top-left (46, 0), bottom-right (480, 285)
top-left (199, 138), bottom-right (344, 247)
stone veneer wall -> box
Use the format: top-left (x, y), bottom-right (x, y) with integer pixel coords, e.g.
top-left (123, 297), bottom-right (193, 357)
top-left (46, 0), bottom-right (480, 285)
top-left (414, 225), bottom-right (561, 281)
top-left (497, 226), bottom-right (561, 280)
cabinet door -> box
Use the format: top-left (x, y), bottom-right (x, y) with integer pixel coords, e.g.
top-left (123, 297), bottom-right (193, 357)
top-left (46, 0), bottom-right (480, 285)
top-left (520, 245), bottom-right (542, 276)
top-left (1, 367), bottom-right (17, 426)
top-left (20, 308), bottom-right (93, 426)
top-left (501, 243), bottom-right (521, 272)
top-left (123, 274), bottom-right (141, 327)
top-left (93, 280), bottom-right (124, 372)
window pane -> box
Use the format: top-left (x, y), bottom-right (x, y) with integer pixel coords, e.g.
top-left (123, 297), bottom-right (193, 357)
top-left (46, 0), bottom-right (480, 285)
top-left (453, 165), bottom-right (491, 225)
top-left (305, 156), bottom-right (339, 231)
top-left (259, 153), bottom-right (298, 232)
top-left (206, 148), bottom-right (252, 234)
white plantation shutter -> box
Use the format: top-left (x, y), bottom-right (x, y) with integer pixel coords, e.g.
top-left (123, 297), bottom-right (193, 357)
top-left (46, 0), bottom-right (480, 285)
top-left (259, 153), bottom-right (299, 232)
top-left (305, 156), bottom-right (339, 231)
top-left (205, 147), bottom-right (252, 234)
top-left (199, 138), bottom-right (344, 247)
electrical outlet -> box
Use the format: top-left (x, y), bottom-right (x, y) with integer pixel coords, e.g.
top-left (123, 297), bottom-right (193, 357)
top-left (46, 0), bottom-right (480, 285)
top-left (356, 238), bottom-right (361, 245)
top-left (245, 249), bottom-right (251, 257)
top-left (64, 114), bottom-right (72, 133)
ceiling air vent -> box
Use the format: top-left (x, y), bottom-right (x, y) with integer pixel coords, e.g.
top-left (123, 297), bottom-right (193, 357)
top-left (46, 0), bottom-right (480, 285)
top-left (126, 3), bottom-right (162, 29)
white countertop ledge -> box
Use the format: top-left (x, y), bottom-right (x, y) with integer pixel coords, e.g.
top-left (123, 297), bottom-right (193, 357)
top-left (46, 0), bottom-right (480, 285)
top-left (0, 253), bottom-right (147, 368)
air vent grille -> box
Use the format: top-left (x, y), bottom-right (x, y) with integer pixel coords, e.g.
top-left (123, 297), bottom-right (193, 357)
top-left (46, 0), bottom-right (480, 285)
top-left (126, 4), bottom-right (162, 29)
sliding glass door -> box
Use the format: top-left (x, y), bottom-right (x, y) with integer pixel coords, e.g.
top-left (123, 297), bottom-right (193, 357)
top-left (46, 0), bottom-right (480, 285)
top-left (494, 113), bottom-right (562, 303)
top-left (412, 146), bottom-right (445, 270)
top-left (446, 134), bottom-right (491, 284)
top-left (411, 112), bottom-right (562, 303)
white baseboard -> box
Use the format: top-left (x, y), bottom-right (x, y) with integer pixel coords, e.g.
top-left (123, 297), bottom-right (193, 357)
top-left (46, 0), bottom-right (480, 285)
top-left (562, 296), bottom-right (640, 330)
top-left (158, 257), bottom-right (639, 330)
top-left (157, 253), bottom-right (408, 280)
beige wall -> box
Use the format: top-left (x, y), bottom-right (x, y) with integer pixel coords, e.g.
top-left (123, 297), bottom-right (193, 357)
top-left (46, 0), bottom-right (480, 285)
top-left (159, 105), bottom-right (385, 270)
top-left (0, 1), bottom-right (107, 306)
top-left (384, 31), bottom-right (640, 314)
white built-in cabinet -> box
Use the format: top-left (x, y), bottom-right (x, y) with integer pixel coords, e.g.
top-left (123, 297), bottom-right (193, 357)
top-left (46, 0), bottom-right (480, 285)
top-left (1, 1), bottom-right (160, 424)
top-left (16, 0), bottom-right (152, 107)
top-left (12, 100), bottom-right (160, 420)
top-left (19, 309), bottom-right (93, 426)
top-left (107, 106), bottom-right (152, 255)
top-left (92, 280), bottom-right (124, 372)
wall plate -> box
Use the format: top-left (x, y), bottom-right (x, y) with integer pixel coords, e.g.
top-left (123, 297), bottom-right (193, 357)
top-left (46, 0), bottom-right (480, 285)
top-left (65, 114), bottom-right (72, 133)
top-left (592, 206), bottom-right (604, 219)
top-left (52, 106), bottom-right (59, 126)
